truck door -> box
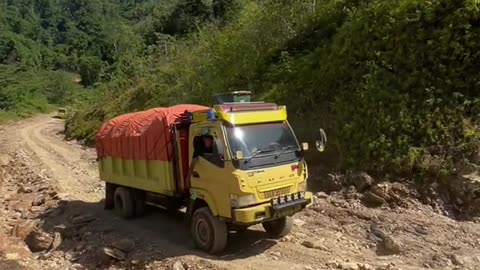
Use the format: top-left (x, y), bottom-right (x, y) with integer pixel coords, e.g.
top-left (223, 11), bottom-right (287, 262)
top-left (189, 124), bottom-right (231, 218)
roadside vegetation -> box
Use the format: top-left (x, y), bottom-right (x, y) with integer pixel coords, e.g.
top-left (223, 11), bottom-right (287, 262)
top-left (2, 0), bottom-right (480, 176)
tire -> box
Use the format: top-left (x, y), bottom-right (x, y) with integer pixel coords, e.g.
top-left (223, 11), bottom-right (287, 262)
top-left (191, 207), bottom-right (227, 254)
top-left (114, 187), bottom-right (135, 219)
top-left (132, 190), bottom-right (146, 217)
top-left (262, 216), bottom-right (293, 238)
top-left (104, 182), bottom-right (115, 210)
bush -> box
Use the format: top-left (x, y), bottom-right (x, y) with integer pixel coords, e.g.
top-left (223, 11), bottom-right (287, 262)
top-left (67, 0), bottom-right (480, 174)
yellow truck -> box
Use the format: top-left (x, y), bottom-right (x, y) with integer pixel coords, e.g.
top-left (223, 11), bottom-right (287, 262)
top-left (95, 91), bottom-right (326, 254)
top-left (54, 107), bottom-right (67, 119)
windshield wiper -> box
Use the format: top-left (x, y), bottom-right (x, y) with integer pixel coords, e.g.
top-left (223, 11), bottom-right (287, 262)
top-left (245, 147), bottom-right (275, 163)
top-left (274, 145), bottom-right (297, 159)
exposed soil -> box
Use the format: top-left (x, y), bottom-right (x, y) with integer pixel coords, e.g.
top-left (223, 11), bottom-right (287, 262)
top-left (1, 115), bottom-right (480, 270)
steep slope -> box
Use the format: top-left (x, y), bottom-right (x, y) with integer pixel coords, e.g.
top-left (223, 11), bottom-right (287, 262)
top-left (67, 0), bottom-right (480, 174)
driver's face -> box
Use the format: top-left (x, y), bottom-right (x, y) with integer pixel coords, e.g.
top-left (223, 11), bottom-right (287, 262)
top-left (204, 137), bottom-right (213, 148)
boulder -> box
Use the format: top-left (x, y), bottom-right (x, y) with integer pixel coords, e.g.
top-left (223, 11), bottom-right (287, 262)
top-left (370, 184), bottom-right (390, 200)
top-left (0, 234), bottom-right (32, 260)
top-left (103, 247), bottom-right (126, 261)
top-left (10, 220), bottom-right (39, 240)
top-left (362, 191), bottom-right (387, 207)
top-left (323, 173), bottom-right (344, 192)
top-left (369, 224), bottom-right (401, 255)
top-left (25, 230), bottom-right (53, 252)
top-left (172, 261), bottom-right (185, 270)
top-left (351, 172), bottom-right (374, 192)
top-left (50, 231), bottom-right (63, 250)
top-left (110, 238), bottom-right (134, 253)
top-left (315, 192), bottom-right (329, 199)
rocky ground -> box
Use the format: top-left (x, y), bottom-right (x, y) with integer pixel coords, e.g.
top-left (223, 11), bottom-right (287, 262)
top-left (1, 115), bottom-right (480, 270)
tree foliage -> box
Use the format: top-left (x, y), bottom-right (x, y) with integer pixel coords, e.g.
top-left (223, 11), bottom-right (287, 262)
top-left (2, 0), bottom-right (479, 174)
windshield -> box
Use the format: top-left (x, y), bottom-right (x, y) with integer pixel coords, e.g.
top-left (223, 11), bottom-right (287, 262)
top-left (225, 122), bottom-right (299, 159)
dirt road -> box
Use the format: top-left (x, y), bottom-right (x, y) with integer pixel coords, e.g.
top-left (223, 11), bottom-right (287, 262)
top-left (1, 116), bottom-right (480, 270)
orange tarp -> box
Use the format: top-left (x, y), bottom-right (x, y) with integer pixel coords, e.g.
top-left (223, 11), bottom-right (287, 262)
top-left (96, 104), bottom-right (210, 161)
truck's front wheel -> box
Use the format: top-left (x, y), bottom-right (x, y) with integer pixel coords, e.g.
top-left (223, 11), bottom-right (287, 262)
top-left (114, 187), bottom-right (135, 219)
top-left (262, 216), bottom-right (293, 238)
top-left (191, 207), bottom-right (227, 254)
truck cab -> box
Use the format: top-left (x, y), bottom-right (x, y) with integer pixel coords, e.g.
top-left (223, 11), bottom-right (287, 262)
top-left (184, 92), bottom-right (324, 253)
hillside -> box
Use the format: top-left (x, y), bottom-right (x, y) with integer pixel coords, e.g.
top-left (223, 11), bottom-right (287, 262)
top-left (0, 0), bottom-right (181, 119)
top-left (1, 1), bottom-right (480, 269)
top-left (1, 0), bottom-right (480, 174)
top-left (64, 0), bottom-right (480, 175)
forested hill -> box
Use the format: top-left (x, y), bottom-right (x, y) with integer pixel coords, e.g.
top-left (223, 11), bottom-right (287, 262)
top-left (0, 0), bottom-right (137, 118)
top-left (0, 0), bottom-right (231, 118)
top-left (2, 0), bottom-right (480, 175)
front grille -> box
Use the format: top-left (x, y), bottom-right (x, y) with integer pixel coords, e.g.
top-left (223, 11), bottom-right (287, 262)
top-left (260, 186), bottom-right (291, 199)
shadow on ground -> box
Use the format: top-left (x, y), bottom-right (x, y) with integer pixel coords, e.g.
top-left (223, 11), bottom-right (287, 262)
top-left (36, 199), bottom-right (276, 269)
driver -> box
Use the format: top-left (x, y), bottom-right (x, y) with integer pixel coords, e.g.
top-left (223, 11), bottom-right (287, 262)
top-left (193, 135), bottom-right (214, 158)
top-left (188, 135), bottom-right (214, 181)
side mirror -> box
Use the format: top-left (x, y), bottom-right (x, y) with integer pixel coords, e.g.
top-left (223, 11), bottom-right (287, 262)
top-left (315, 128), bottom-right (327, 152)
top-left (301, 142), bottom-right (309, 151)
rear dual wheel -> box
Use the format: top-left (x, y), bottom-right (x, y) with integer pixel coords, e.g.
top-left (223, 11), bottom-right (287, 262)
top-left (113, 187), bottom-right (145, 219)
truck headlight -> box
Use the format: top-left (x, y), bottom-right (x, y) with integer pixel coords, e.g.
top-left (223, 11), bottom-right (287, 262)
top-left (230, 194), bottom-right (256, 208)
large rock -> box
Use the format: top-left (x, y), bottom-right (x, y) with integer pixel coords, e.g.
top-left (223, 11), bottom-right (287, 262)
top-left (111, 238), bottom-right (135, 252)
top-left (351, 172), bottom-right (374, 192)
top-left (10, 220), bottom-right (38, 238)
top-left (301, 240), bottom-right (329, 251)
top-left (50, 231), bottom-right (63, 250)
top-left (369, 224), bottom-right (402, 255)
top-left (10, 195), bottom-right (35, 213)
top-left (362, 191), bottom-right (387, 207)
top-left (172, 261), bottom-right (185, 270)
top-left (370, 184), bottom-right (390, 200)
top-left (0, 261), bottom-right (27, 270)
top-left (25, 230), bottom-right (53, 252)
top-left (322, 173), bottom-right (345, 192)
top-left (0, 234), bottom-right (32, 260)
top-left (103, 247), bottom-right (126, 261)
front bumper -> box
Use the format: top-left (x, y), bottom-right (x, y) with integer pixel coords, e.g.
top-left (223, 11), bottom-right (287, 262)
top-left (232, 191), bottom-right (313, 224)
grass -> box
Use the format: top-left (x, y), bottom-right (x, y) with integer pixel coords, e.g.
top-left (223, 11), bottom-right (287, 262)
top-left (0, 112), bottom-right (19, 123)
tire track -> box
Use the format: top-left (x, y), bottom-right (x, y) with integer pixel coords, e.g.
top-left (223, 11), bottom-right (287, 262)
top-left (19, 117), bottom-right (101, 202)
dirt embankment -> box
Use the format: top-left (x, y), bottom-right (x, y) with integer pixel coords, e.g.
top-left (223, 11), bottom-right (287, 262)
top-left (1, 116), bottom-right (480, 270)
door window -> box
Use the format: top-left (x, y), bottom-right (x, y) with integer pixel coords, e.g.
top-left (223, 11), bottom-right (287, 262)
top-left (192, 128), bottom-right (225, 168)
